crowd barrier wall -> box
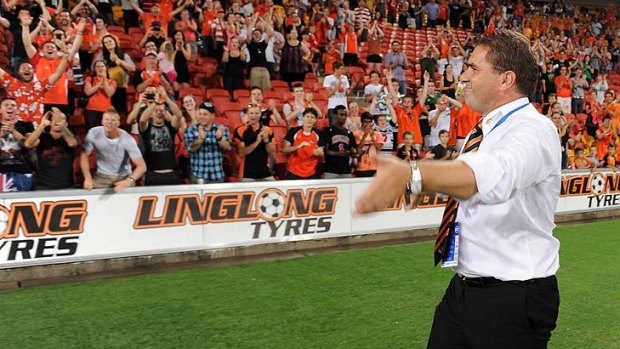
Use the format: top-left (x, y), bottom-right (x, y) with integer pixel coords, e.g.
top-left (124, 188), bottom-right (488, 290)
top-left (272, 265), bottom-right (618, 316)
top-left (1, 169), bottom-right (619, 273)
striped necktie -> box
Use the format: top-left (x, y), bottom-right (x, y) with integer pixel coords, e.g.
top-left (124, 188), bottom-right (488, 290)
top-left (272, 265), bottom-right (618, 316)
top-left (434, 121), bottom-right (484, 266)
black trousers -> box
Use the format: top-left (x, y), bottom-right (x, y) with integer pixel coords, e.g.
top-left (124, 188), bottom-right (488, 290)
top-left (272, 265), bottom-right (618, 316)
top-left (144, 171), bottom-right (181, 186)
top-left (427, 274), bottom-right (560, 349)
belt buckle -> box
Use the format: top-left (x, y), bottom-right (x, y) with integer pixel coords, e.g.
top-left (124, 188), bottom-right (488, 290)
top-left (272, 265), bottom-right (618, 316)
top-left (459, 274), bottom-right (482, 287)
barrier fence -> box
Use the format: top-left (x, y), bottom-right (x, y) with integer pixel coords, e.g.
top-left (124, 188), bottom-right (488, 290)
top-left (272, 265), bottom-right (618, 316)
top-left (0, 169), bottom-right (619, 270)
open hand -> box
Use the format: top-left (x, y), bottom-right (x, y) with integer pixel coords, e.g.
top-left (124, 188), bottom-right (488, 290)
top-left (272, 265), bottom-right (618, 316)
top-left (354, 156), bottom-right (411, 214)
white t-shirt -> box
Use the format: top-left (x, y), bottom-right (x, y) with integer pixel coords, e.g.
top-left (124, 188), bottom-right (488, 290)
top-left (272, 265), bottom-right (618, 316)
top-left (437, 58), bottom-right (448, 75)
top-left (83, 126), bottom-right (143, 176)
top-left (448, 55), bottom-right (465, 79)
top-left (428, 108), bottom-right (451, 147)
top-left (364, 83), bottom-right (383, 97)
top-left (324, 74), bottom-right (350, 110)
top-left (266, 31), bottom-right (285, 64)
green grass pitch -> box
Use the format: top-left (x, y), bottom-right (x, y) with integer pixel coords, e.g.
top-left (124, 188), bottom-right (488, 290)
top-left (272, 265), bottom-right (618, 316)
top-left (0, 219), bottom-right (618, 349)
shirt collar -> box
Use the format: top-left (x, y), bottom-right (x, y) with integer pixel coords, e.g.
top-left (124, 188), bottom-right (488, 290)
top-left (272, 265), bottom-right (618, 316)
top-left (480, 97), bottom-right (529, 135)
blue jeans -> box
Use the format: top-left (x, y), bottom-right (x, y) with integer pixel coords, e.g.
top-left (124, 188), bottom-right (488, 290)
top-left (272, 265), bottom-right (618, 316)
top-left (1, 172), bottom-right (33, 192)
top-left (398, 80), bottom-right (407, 95)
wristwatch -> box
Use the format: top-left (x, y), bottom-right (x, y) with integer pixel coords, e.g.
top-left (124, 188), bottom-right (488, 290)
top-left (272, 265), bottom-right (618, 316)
top-left (408, 161), bottom-right (423, 195)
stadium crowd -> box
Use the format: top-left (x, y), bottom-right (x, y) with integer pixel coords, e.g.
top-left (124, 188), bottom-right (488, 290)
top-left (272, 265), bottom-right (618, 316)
top-left (0, 0), bottom-right (619, 191)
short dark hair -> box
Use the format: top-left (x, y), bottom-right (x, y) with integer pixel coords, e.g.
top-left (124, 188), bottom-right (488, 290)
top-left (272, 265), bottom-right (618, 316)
top-left (250, 86), bottom-right (263, 93)
top-left (438, 129), bottom-right (449, 136)
top-left (473, 29), bottom-right (537, 96)
top-left (333, 105), bottom-right (347, 115)
top-left (361, 111), bottom-right (373, 121)
top-left (0, 97), bottom-right (16, 104)
top-left (291, 82), bottom-right (304, 91)
top-left (333, 61), bottom-right (344, 70)
top-left (303, 108), bottom-right (319, 118)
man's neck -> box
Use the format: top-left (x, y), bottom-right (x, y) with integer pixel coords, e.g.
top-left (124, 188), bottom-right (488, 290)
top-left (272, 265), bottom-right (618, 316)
top-left (481, 94), bottom-right (527, 117)
top-left (105, 130), bottom-right (120, 139)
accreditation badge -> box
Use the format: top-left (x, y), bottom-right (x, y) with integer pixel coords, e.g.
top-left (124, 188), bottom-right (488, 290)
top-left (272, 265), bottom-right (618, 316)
top-left (441, 222), bottom-right (460, 268)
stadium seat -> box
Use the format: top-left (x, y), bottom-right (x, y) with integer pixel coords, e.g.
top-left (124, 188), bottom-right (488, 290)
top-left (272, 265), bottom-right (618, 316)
top-left (218, 102), bottom-right (244, 113)
top-left (180, 87), bottom-right (204, 99)
top-left (223, 110), bottom-right (245, 131)
top-left (204, 88), bottom-right (230, 100)
top-left (263, 91), bottom-right (282, 101)
top-left (315, 118), bottom-right (330, 131)
top-left (270, 80), bottom-right (289, 89)
top-left (270, 125), bottom-right (288, 152)
top-left (236, 96), bottom-right (252, 106)
top-left (233, 89), bottom-right (250, 101)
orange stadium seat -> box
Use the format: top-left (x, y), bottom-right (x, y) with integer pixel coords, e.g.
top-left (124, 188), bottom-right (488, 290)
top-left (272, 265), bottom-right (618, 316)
top-left (233, 89), bottom-right (250, 101)
top-left (204, 88), bottom-right (230, 100)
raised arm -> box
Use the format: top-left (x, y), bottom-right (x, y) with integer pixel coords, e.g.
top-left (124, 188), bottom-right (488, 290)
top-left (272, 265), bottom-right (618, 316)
top-left (24, 112), bottom-right (51, 148)
top-left (159, 86), bottom-right (182, 128)
top-left (34, 0), bottom-right (51, 21)
top-left (419, 71), bottom-right (431, 108)
top-left (48, 54), bottom-right (70, 85)
top-left (246, 14), bottom-right (257, 44)
top-left (21, 17), bottom-right (37, 59)
top-left (68, 19), bottom-right (87, 58)
top-left (138, 101), bottom-right (156, 132)
top-left (128, 0), bottom-right (144, 16)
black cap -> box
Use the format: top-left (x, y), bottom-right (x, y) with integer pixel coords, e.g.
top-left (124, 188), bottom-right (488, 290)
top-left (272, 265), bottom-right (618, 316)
top-left (199, 101), bottom-right (216, 113)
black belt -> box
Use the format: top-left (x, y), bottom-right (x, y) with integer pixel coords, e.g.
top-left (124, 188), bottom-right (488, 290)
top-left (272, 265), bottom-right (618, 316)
top-left (457, 274), bottom-right (550, 287)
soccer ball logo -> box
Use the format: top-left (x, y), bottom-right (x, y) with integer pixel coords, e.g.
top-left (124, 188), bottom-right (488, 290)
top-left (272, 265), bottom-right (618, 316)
top-left (258, 189), bottom-right (286, 220)
top-left (590, 173), bottom-right (605, 196)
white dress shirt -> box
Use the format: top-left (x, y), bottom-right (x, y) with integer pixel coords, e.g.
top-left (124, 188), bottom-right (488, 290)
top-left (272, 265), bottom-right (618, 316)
top-left (456, 97), bottom-right (562, 281)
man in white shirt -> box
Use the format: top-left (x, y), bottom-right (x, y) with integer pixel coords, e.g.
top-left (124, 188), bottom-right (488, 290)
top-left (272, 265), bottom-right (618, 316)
top-left (324, 61), bottom-right (350, 126)
top-left (447, 45), bottom-right (466, 79)
top-left (356, 29), bottom-right (561, 348)
top-left (428, 97), bottom-right (451, 147)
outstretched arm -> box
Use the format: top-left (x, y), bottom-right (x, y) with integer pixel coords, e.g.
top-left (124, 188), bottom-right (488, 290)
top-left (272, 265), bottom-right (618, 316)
top-left (22, 19), bottom-right (37, 59)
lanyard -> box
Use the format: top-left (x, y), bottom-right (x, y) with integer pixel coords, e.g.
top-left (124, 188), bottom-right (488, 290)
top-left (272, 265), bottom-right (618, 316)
top-left (488, 103), bottom-right (530, 134)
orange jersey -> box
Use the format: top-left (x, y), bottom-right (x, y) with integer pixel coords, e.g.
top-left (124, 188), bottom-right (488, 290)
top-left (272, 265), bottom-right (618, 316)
top-left (323, 49), bottom-right (341, 75)
top-left (455, 103), bottom-right (481, 138)
top-left (343, 32), bottom-right (358, 54)
top-left (354, 129), bottom-right (384, 171)
top-left (596, 127), bottom-right (614, 161)
top-left (554, 75), bottom-right (571, 98)
top-left (285, 127), bottom-right (324, 178)
top-left (33, 55), bottom-right (68, 105)
top-left (395, 104), bottom-right (423, 145)
top-left (84, 76), bottom-right (116, 111)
